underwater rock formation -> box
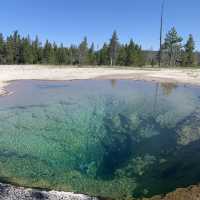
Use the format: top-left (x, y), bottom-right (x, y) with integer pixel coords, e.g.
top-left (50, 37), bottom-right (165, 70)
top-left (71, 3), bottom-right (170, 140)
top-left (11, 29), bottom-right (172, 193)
top-left (141, 184), bottom-right (200, 200)
top-left (176, 108), bottom-right (200, 146)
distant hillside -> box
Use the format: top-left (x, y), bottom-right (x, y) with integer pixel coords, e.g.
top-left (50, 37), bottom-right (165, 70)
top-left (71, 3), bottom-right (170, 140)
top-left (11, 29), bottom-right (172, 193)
top-left (143, 50), bottom-right (158, 64)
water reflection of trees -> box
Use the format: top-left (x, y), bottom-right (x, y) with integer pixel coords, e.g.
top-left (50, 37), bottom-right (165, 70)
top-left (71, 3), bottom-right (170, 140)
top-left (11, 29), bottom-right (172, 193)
top-left (160, 82), bottom-right (177, 96)
top-left (110, 80), bottom-right (117, 89)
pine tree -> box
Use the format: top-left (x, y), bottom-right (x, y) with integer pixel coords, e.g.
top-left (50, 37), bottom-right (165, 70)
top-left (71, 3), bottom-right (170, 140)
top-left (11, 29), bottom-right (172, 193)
top-left (78, 37), bottom-right (88, 65)
top-left (53, 42), bottom-right (58, 64)
top-left (5, 36), bottom-right (15, 64)
top-left (42, 40), bottom-right (55, 64)
top-left (64, 48), bottom-right (71, 65)
top-left (12, 31), bottom-right (21, 64)
top-left (125, 40), bottom-right (145, 67)
top-left (151, 59), bottom-right (156, 67)
top-left (137, 46), bottom-right (145, 66)
top-left (126, 40), bottom-right (138, 66)
top-left (109, 31), bottom-right (119, 66)
top-left (55, 43), bottom-right (68, 65)
top-left (87, 43), bottom-right (96, 65)
top-left (0, 34), bottom-right (5, 64)
top-left (183, 34), bottom-right (195, 67)
top-left (163, 27), bottom-right (183, 66)
top-left (32, 36), bottom-right (42, 64)
top-left (19, 36), bottom-right (34, 64)
top-left (98, 43), bottom-right (110, 65)
top-left (69, 45), bottom-right (79, 65)
top-left (116, 44), bottom-right (127, 66)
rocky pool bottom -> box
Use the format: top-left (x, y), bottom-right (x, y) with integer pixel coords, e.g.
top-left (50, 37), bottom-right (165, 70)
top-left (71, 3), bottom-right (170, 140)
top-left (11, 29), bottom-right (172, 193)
top-left (0, 80), bottom-right (200, 199)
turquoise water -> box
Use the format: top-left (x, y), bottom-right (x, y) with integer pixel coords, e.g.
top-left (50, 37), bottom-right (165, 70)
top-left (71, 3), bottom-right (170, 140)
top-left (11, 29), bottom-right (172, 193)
top-left (0, 80), bottom-right (200, 199)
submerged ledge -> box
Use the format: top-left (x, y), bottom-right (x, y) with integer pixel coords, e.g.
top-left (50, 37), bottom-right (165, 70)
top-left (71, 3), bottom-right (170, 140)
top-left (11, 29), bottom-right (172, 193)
top-left (0, 182), bottom-right (200, 200)
top-left (142, 185), bottom-right (200, 200)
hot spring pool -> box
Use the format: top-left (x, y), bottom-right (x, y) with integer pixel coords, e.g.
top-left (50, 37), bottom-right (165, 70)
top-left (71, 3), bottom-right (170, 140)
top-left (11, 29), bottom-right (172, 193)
top-left (0, 80), bottom-right (200, 199)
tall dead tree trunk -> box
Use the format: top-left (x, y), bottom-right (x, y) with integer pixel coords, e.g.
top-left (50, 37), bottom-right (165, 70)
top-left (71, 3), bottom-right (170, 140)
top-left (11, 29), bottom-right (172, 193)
top-left (159, 0), bottom-right (165, 67)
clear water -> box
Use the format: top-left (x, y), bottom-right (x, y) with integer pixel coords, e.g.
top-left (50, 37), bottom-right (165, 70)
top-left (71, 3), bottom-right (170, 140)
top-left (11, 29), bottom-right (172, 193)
top-left (0, 80), bottom-right (200, 199)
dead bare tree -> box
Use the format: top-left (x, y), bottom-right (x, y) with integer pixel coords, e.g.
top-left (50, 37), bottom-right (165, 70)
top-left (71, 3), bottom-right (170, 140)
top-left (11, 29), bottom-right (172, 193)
top-left (159, 0), bottom-right (165, 67)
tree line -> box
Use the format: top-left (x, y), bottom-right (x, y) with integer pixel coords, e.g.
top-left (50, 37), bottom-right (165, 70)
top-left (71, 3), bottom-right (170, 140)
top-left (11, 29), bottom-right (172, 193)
top-left (0, 29), bottom-right (197, 67)
top-left (0, 31), bottom-right (145, 66)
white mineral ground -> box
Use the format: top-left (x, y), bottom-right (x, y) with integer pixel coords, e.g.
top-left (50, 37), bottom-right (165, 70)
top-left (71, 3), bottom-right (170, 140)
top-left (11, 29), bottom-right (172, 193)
top-left (0, 183), bottom-right (98, 200)
top-left (1, 65), bottom-right (200, 95)
top-left (1, 65), bottom-right (200, 200)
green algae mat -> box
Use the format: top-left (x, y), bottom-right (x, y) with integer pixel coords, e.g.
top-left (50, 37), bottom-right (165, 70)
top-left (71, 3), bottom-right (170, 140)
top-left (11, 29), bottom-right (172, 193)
top-left (0, 80), bottom-right (200, 199)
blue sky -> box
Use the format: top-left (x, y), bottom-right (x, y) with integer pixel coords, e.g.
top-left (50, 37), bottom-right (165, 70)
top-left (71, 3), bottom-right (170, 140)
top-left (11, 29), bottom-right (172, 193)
top-left (0, 0), bottom-right (200, 50)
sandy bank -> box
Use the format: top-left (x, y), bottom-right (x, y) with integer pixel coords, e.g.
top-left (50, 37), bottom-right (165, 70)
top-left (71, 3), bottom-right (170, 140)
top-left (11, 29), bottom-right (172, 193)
top-left (1, 65), bottom-right (200, 95)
